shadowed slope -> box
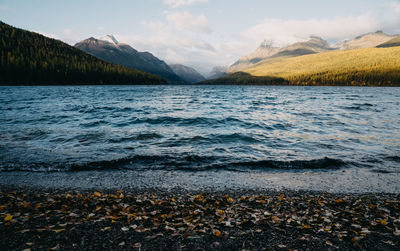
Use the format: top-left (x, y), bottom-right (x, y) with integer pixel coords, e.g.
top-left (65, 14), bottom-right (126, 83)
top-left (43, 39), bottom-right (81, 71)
top-left (0, 22), bottom-right (165, 85)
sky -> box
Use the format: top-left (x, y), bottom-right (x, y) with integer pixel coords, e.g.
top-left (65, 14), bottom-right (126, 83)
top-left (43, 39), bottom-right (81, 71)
top-left (1, 0), bottom-right (400, 74)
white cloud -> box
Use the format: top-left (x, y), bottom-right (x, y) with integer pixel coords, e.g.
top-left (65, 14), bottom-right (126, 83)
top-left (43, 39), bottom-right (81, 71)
top-left (241, 13), bottom-right (380, 47)
top-left (63, 28), bottom-right (73, 36)
top-left (60, 28), bottom-right (85, 45)
top-left (382, 1), bottom-right (400, 33)
top-left (165, 48), bottom-right (185, 62)
top-left (61, 1), bottom-right (400, 74)
top-left (97, 26), bottom-right (105, 31)
top-left (163, 0), bottom-right (208, 8)
top-left (166, 11), bottom-right (211, 33)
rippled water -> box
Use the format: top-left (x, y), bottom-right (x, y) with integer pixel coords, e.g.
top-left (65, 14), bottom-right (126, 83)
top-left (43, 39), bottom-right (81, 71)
top-left (0, 85), bottom-right (399, 175)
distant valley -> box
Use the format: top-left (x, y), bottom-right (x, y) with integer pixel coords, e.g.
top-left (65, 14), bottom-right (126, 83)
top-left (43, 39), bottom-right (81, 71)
top-left (169, 64), bottom-right (205, 83)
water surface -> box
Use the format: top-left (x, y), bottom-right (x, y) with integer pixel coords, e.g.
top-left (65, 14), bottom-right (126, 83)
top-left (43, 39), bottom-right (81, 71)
top-left (0, 86), bottom-right (399, 192)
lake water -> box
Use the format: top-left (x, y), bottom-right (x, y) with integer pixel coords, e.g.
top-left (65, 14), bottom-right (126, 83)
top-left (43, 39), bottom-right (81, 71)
top-left (0, 86), bottom-right (399, 192)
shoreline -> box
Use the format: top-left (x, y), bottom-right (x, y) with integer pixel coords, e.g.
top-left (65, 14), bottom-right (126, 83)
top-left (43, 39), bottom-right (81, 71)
top-left (1, 168), bottom-right (399, 194)
top-left (1, 185), bottom-right (399, 250)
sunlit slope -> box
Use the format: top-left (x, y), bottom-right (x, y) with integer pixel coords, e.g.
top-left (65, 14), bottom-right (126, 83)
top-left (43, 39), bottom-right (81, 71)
top-left (244, 47), bottom-right (400, 86)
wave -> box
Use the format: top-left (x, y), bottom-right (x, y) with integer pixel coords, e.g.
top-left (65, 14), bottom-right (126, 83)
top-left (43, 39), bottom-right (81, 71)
top-left (0, 155), bottom-right (349, 172)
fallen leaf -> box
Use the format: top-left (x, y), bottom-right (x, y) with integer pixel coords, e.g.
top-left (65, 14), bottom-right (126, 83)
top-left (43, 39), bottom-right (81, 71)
top-left (4, 214), bottom-right (12, 221)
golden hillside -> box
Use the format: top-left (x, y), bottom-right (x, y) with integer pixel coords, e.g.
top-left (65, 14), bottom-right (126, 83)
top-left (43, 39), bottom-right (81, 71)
top-left (244, 47), bottom-right (400, 86)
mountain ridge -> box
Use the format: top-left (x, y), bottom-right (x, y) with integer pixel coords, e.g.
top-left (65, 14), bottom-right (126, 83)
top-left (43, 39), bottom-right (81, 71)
top-left (169, 64), bottom-right (205, 83)
top-left (228, 36), bottom-right (333, 73)
top-left (75, 36), bottom-right (185, 84)
top-left (207, 47), bottom-right (400, 86)
top-left (228, 31), bottom-right (398, 73)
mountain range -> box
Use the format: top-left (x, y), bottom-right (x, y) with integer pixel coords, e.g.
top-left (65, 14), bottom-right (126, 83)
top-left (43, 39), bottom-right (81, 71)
top-left (204, 31), bottom-right (400, 86)
top-left (1, 20), bottom-right (399, 86)
top-left (226, 31), bottom-right (399, 74)
top-left (75, 36), bottom-right (185, 84)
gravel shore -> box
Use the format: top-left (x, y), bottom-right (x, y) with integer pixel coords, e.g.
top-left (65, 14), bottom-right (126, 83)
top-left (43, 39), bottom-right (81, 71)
top-left (1, 186), bottom-right (399, 250)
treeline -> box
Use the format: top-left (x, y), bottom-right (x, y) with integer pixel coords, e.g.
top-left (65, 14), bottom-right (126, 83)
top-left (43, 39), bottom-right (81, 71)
top-left (0, 21), bottom-right (166, 85)
top-left (285, 70), bottom-right (400, 86)
top-left (200, 72), bottom-right (287, 85)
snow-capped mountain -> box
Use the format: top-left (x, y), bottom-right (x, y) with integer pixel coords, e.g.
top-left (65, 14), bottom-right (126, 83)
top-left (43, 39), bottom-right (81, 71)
top-left (75, 35), bottom-right (185, 84)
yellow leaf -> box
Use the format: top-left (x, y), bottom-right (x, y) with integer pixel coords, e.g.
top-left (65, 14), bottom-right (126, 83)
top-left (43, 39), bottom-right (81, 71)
top-left (227, 197), bottom-right (234, 203)
top-left (216, 209), bottom-right (225, 216)
top-left (54, 228), bottom-right (65, 233)
top-left (4, 214), bottom-right (12, 221)
top-left (215, 230), bottom-right (221, 237)
top-left (381, 219), bottom-right (387, 226)
top-left (101, 226), bottom-right (111, 231)
top-left (302, 224), bottom-right (311, 229)
top-left (93, 192), bottom-right (101, 197)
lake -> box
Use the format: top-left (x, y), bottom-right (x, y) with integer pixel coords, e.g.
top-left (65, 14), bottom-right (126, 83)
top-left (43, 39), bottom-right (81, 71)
top-left (0, 85), bottom-right (399, 192)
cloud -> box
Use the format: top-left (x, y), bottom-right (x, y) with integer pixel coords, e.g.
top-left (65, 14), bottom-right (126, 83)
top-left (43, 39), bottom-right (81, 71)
top-left (163, 0), bottom-right (208, 8)
top-left (60, 28), bottom-right (85, 45)
top-left (97, 26), bottom-right (105, 31)
top-left (382, 1), bottom-right (400, 33)
top-left (89, 1), bottom-right (400, 74)
top-left (166, 11), bottom-right (211, 33)
top-left (241, 13), bottom-right (380, 47)
top-left (63, 28), bottom-right (73, 36)
top-left (165, 48), bottom-right (185, 62)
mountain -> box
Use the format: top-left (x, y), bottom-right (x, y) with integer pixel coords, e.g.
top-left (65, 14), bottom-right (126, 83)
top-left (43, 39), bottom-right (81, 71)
top-left (336, 31), bottom-right (395, 50)
top-left (228, 36), bottom-right (332, 73)
top-left (207, 66), bottom-right (227, 79)
top-left (228, 40), bottom-right (280, 73)
top-left (169, 64), bottom-right (205, 83)
top-left (240, 47), bottom-right (400, 86)
top-left (75, 36), bottom-right (184, 84)
top-left (0, 22), bottom-right (165, 85)
top-left (376, 35), bottom-right (400, 48)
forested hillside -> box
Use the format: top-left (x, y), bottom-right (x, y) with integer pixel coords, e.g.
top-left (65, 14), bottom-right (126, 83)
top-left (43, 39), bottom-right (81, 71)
top-left (0, 21), bottom-right (165, 85)
top-left (244, 47), bottom-right (400, 86)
